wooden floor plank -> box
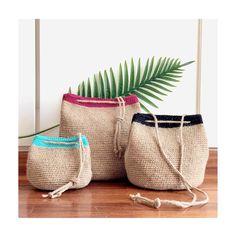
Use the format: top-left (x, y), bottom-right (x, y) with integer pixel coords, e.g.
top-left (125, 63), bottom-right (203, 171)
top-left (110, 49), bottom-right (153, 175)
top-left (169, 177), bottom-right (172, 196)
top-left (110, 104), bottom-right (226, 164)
top-left (19, 149), bottom-right (217, 218)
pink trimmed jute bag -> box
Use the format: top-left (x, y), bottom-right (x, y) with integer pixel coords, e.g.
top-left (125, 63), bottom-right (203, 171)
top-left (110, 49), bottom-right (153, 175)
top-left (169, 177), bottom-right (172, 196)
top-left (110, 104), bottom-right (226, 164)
top-left (59, 93), bottom-right (141, 180)
top-left (125, 113), bottom-right (209, 209)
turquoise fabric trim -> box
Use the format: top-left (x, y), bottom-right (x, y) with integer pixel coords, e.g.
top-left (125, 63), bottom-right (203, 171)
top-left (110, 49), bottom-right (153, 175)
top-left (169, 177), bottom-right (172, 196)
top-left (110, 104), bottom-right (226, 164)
top-left (32, 135), bottom-right (89, 149)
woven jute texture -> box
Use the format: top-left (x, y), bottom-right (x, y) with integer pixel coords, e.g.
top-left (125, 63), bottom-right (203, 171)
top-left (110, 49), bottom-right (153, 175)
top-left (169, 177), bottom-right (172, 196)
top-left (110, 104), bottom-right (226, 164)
top-left (27, 146), bottom-right (92, 190)
top-left (59, 100), bottom-right (140, 180)
top-left (125, 121), bottom-right (209, 190)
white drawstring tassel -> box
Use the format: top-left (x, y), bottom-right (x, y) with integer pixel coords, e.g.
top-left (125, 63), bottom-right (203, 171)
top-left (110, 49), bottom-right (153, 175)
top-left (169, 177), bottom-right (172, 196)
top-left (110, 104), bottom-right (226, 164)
top-left (130, 188), bottom-right (208, 209)
top-left (42, 182), bottom-right (73, 199)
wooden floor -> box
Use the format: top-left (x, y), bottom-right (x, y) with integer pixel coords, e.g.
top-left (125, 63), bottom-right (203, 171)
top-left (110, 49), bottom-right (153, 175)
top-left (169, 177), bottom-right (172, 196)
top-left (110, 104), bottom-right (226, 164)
top-left (19, 149), bottom-right (217, 218)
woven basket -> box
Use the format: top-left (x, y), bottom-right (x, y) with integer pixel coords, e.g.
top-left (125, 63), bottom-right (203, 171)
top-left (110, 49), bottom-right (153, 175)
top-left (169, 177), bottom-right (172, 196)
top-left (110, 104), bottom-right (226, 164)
top-left (59, 93), bottom-right (141, 180)
top-left (27, 134), bottom-right (92, 198)
top-left (125, 113), bottom-right (209, 208)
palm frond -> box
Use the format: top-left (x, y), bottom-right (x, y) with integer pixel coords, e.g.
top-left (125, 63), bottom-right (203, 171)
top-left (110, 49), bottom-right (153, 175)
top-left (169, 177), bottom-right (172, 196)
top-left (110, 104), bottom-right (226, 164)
top-left (76, 57), bottom-right (194, 112)
top-left (19, 56), bottom-right (194, 139)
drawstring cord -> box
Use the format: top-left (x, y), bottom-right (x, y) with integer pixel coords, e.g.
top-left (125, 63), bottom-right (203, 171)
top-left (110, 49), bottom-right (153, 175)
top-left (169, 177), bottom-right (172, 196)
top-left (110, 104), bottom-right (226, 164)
top-left (130, 114), bottom-right (209, 209)
top-left (42, 133), bottom-right (86, 199)
top-left (113, 97), bottom-right (126, 158)
top-left (76, 97), bottom-right (126, 159)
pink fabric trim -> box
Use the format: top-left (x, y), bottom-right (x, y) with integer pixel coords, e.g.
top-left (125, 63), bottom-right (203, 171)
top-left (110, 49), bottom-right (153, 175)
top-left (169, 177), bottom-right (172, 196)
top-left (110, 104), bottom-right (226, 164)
top-left (63, 93), bottom-right (139, 107)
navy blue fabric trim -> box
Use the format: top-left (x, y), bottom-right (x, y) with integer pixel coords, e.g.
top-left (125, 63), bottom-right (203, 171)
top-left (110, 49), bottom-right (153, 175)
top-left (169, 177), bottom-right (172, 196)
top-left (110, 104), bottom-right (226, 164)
top-left (132, 113), bottom-right (203, 128)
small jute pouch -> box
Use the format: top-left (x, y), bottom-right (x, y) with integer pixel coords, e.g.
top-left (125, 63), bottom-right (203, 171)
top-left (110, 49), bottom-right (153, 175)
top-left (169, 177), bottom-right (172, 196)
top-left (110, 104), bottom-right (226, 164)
top-left (59, 93), bottom-right (141, 180)
top-left (125, 113), bottom-right (209, 209)
top-left (27, 133), bottom-right (92, 198)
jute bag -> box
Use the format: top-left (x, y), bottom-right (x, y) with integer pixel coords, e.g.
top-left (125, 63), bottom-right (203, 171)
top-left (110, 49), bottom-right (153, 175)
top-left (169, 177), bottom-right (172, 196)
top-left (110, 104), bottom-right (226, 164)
top-left (125, 113), bottom-right (209, 208)
top-left (59, 93), bottom-right (141, 180)
top-left (27, 133), bottom-right (92, 198)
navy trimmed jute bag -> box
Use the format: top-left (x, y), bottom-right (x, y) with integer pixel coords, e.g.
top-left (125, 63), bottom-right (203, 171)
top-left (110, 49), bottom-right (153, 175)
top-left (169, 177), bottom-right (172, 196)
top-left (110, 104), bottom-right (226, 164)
top-left (124, 113), bottom-right (209, 209)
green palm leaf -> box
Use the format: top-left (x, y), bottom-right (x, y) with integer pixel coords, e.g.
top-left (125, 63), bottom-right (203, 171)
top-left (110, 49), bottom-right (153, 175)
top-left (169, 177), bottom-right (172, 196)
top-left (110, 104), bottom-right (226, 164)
top-left (142, 84), bottom-right (167, 96)
top-left (81, 81), bottom-right (86, 96)
top-left (151, 57), bottom-right (162, 78)
top-left (136, 87), bottom-right (162, 101)
top-left (146, 56), bottom-right (155, 81)
top-left (129, 58), bottom-right (135, 89)
top-left (123, 61), bottom-right (129, 94)
top-left (166, 58), bottom-right (175, 71)
top-left (76, 57), bottom-right (194, 112)
top-left (141, 58), bottom-right (149, 83)
top-left (135, 58), bottom-right (141, 87)
top-left (149, 81), bottom-right (173, 92)
top-left (99, 72), bottom-right (105, 98)
top-left (154, 79), bottom-right (176, 87)
top-left (110, 68), bottom-right (117, 97)
top-left (93, 75), bottom-right (99, 97)
top-left (133, 91), bottom-right (159, 109)
top-left (139, 102), bottom-right (151, 113)
top-left (118, 64), bottom-right (123, 95)
top-left (87, 78), bottom-right (92, 97)
top-left (156, 57), bottom-right (167, 76)
top-left (104, 70), bottom-right (111, 98)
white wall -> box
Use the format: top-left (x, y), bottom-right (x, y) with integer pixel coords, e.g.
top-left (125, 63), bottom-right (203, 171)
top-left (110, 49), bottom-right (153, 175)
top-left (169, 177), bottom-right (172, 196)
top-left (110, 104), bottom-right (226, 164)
top-left (19, 20), bottom-right (35, 146)
top-left (201, 20), bottom-right (217, 147)
top-left (19, 19), bottom-right (217, 147)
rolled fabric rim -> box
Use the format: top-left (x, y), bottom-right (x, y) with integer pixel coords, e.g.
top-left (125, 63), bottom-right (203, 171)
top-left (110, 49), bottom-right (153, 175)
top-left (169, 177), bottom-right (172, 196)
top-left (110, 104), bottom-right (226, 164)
top-left (132, 113), bottom-right (203, 128)
top-left (32, 134), bottom-right (89, 148)
top-left (63, 93), bottom-right (139, 107)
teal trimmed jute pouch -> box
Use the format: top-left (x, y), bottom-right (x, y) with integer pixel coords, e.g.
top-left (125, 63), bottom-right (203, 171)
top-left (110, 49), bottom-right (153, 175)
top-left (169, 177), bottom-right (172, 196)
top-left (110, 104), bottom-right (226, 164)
top-left (125, 113), bottom-right (209, 209)
top-left (27, 133), bottom-right (92, 198)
